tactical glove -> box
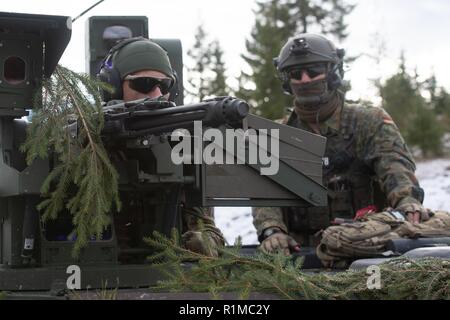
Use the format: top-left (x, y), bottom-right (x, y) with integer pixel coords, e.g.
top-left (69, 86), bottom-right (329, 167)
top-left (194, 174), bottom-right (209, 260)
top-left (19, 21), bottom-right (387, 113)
top-left (260, 229), bottom-right (300, 256)
top-left (182, 230), bottom-right (220, 257)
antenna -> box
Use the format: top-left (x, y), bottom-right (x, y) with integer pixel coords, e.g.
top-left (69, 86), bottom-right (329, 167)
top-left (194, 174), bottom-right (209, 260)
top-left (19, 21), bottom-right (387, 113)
top-left (72, 0), bottom-right (106, 23)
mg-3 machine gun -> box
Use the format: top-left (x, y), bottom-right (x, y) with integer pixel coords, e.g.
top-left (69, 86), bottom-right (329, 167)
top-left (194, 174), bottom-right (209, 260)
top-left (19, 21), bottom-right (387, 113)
top-left (0, 12), bottom-right (328, 294)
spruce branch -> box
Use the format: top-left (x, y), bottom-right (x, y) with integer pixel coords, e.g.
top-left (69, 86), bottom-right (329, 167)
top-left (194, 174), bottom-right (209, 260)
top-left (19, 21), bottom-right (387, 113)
top-left (21, 65), bottom-right (120, 257)
top-left (56, 68), bottom-right (97, 152)
top-left (146, 231), bottom-right (450, 300)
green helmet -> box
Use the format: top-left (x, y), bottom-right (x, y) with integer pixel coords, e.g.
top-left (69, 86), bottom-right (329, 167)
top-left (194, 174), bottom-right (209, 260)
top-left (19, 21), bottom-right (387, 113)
top-left (275, 33), bottom-right (342, 72)
top-left (112, 39), bottom-right (175, 81)
top-left (98, 37), bottom-right (177, 101)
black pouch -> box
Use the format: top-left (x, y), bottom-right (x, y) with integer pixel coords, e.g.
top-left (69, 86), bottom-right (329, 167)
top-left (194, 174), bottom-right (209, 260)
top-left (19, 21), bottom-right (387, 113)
top-left (284, 206), bottom-right (330, 233)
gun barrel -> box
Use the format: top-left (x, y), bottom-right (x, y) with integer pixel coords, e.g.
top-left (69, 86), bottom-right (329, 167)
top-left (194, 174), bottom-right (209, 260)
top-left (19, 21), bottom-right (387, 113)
top-left (386, 237), bottom-right (450, 254)
top-left (102, 97), bottom-right (249, 138)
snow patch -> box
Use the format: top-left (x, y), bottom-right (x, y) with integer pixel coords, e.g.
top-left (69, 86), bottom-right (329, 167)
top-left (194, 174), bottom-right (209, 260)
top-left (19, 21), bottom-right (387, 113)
top-left (416, 158), bottom-right (450, 212)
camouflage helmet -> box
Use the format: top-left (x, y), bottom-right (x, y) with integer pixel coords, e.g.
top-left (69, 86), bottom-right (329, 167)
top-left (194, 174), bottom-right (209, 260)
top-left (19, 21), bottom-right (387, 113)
top-left (112, 39), bottom-right (175, 81)
top-left (274, 33), bottom-right (342, 72)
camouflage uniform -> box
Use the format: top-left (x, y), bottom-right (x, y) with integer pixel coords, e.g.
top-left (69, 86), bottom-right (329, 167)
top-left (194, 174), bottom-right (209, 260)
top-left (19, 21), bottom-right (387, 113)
top-left (181, 206), bottom-right (225, 256)
top-left (253, 101), bottom-right (425, 246)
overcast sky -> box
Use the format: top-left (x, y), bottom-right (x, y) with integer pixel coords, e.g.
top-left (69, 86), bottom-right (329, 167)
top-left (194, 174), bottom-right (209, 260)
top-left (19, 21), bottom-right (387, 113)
top-left (3, 0), bottom-right (450, 103)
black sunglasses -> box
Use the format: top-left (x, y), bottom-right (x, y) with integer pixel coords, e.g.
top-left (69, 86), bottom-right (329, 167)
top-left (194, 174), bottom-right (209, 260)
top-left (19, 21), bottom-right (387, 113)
top-left (126, 76), bottom-right (174, 95)
top-left (288, 64), bottom-right (328, 80)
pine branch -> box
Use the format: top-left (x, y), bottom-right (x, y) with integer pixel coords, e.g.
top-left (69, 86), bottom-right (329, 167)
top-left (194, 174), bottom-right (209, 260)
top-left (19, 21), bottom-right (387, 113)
top-left (21, 65), bottom-right (120, 257)
top-left (56, 68), bottom-right (97, 153)
top-left (146, 231), bottom-right (450, 300)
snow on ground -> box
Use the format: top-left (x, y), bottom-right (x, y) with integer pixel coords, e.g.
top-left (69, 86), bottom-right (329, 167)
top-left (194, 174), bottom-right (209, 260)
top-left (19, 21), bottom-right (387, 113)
top-left (214, 207), bottom-right (257, 245)
top-left (215, 158), bottom-right (450, 245)
top-left (416, 158), bottom-right (450, 212)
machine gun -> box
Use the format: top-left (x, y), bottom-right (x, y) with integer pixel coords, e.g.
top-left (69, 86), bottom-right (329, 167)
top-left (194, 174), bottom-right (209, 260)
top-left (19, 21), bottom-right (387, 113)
top-left (0, 11), bottom-right (328, 292)
top-left (101, 96), bottom-right (249, 138)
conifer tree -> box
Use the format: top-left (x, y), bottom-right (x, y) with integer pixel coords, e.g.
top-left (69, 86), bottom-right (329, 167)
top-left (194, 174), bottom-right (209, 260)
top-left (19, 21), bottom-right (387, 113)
top-left (186, 24), bottom-right (212, 102)
top-left (434, 88), bottom-right (450, 119)
top-left (186, 25), bottom-right (230, 101)
top-left (209, 39), bottom-right (229, 97)
top-left (287, 0), bottom-right (355, 41)
top-left (237, 0), bottom-right (296, 120)
top-left (433, 88), bottom-right (450, 131)
top-left (425, 73), bottom-right (450, 125)
top-left (408, 106), bottom-right (444, 157)
top-left (423, 73), bottom-right (449, 152)
top-left (378, 55), bottom-right (444, 157)
top-left (425, 73), bottom-right (439, 104)
top-left (378, 55), bottom-right (421, 137)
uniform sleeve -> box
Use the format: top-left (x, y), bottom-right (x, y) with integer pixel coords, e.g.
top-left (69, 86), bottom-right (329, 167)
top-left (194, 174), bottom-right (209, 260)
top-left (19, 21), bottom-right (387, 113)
top-left (358, 108), bottom-right (424, 208)
top-left (181, 206), bottom-right (225, 246)
top-left (252, 207), bottom-right (288, 238)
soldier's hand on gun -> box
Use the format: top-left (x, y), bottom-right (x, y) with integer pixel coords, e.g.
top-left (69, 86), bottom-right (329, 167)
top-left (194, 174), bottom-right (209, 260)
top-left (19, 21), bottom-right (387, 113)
top-left (260, 230), bottom-right (300, 256)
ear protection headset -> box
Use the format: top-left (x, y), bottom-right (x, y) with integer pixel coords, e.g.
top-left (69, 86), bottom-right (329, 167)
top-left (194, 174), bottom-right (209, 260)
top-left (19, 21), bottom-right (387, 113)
top-left (97, 36), bottom-right (178, 102)
top-left (328, 48), bottom-right (345, 91)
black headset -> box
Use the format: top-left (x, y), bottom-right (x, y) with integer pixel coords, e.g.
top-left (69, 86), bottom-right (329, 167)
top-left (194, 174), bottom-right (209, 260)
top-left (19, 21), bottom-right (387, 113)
top-left (97, 36), bottom-right (178, 102)
top-left (327, 49), bottom-right (345, 91)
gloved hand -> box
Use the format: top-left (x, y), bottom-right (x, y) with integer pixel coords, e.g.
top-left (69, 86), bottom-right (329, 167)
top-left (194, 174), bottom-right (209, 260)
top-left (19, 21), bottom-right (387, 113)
top-left (396, 202), bottom-right (431, 224)
top-left (260, 231), bottom-right (300, 256)
top-left (182, 231), bottom-right (219, 257)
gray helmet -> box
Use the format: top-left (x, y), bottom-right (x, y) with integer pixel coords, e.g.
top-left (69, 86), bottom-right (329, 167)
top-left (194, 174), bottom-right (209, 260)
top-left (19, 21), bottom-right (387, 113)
top-left (275, 33), bottom-right (342, 72)
top-left (274, 33), bottom-right (345, 96)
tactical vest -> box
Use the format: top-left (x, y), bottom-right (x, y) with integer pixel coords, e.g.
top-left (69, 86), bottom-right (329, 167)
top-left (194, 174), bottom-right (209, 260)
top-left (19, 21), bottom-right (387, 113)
top-left (282, 105), bottom-right (388, 243)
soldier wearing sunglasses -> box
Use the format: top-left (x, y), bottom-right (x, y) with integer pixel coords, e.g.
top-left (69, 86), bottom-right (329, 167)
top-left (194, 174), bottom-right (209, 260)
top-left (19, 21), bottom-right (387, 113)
top-left (98, 38), bottom-right (225, 257)
top-left (252, 33), bottom-right (431, 260)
